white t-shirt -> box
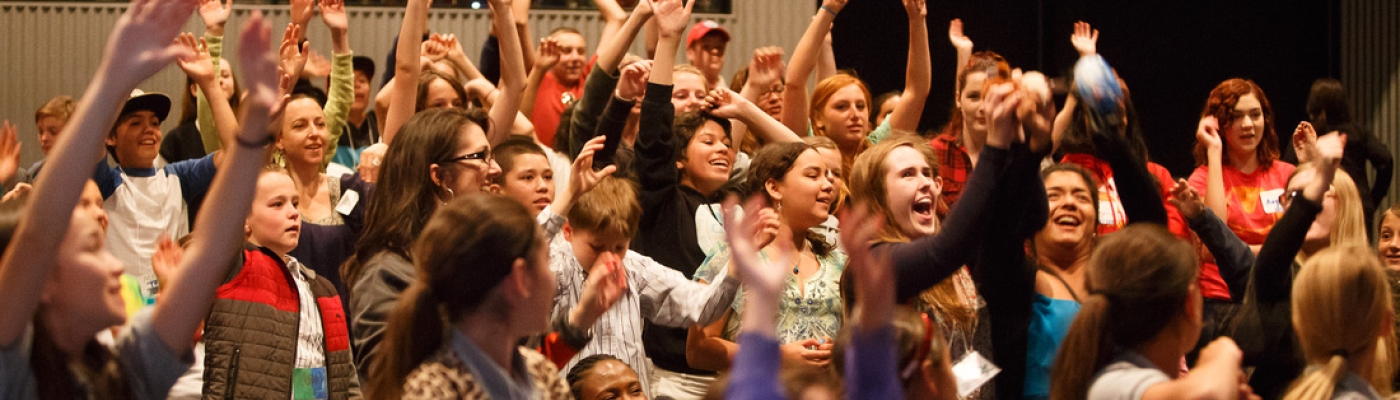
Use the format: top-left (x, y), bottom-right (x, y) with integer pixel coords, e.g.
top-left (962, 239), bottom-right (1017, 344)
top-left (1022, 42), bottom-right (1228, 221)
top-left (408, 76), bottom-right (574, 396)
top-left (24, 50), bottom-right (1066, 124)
top-left (1087, 351), bottom-right (1170, 400)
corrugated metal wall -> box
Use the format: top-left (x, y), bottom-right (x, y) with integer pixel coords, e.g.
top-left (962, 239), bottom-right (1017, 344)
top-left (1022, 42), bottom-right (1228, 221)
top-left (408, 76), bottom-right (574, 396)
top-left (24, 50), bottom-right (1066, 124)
top-left (0, 0), bottom-right (810, 166)
top-left (1341, 0), bottom-right (1400, 226)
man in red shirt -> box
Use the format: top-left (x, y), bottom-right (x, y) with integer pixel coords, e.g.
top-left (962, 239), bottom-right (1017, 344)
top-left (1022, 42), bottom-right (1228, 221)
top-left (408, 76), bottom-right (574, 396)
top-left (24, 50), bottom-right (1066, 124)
top-left (531, 27), bottom-right (591, 148)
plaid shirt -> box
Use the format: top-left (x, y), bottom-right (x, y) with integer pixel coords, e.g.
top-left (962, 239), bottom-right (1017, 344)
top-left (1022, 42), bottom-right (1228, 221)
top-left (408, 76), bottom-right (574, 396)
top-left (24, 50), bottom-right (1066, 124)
top-left (930, 130), bottom-right (974, 217)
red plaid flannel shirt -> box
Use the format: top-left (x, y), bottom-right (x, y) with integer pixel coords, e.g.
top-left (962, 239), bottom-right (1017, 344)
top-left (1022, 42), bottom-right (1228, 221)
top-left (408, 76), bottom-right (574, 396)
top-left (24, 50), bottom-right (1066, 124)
top-left (930, 130), bottom-right (973, 218)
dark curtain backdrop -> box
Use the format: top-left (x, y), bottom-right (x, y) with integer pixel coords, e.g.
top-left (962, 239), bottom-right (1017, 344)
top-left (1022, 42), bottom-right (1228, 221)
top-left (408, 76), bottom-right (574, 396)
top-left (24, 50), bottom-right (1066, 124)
top-left (829, 0), bottom-right (1336, 177)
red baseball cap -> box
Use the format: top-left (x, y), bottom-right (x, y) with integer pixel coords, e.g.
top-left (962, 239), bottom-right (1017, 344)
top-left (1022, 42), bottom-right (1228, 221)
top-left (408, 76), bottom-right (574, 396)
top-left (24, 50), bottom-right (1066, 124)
top-left (686, 20), bottom-right (730, 48)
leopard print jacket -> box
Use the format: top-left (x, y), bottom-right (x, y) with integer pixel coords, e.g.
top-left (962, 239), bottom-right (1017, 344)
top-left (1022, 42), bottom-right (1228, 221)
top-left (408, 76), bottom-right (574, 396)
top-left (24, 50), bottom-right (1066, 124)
top-left (401, 346), bottom-right (572, 400)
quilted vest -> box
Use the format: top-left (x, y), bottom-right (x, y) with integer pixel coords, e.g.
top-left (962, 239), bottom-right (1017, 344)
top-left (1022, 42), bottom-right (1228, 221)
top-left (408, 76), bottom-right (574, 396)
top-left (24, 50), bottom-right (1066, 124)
top-left (201, 246), bottom-right (359, 399)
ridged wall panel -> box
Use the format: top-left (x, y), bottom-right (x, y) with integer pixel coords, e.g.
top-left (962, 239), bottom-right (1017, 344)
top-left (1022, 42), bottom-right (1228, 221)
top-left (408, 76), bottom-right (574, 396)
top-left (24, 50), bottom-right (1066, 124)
top-left (1341, 0), bottom-right (1400, 226)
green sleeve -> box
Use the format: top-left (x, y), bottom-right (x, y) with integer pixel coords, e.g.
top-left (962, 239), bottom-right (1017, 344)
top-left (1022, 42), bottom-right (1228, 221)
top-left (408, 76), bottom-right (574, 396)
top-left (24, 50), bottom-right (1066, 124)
top-left (197, 33), bottom-right (225, 154)
top-left (866, 117), bottom-right (893, 145)
top-left (321, 51), bottom-right (355, 172)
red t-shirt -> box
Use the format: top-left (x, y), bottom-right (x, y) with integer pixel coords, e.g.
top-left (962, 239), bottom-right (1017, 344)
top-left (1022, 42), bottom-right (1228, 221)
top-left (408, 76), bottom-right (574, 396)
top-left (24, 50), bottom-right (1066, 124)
top-left (1187, 160), bottom-right (1296, 301)
top-left (1058, 154), bottom-right (1188, 239)
top-left (531, 62), bottom-right (592, 148)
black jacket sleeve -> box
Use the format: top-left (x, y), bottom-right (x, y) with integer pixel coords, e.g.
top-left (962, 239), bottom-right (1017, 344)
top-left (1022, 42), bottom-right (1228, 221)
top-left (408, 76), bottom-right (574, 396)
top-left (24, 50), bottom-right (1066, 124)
top-left (1363, 131), bottom-right (1394, 207)
top-left (886, 146), bottom-right (1011, 302)
top-left (1252, 196), bottom-right (1323, 304)
top-left (1092, 128), bottom-right (1168, 226)
top-left (1185, 208), bottom-right (1256, 301)
top-left (635, 82), bottom-right (678, 194)
top-left (591, 94), bottom-right (635, 174)
top-left (569, 67), bottom-right (622, 158)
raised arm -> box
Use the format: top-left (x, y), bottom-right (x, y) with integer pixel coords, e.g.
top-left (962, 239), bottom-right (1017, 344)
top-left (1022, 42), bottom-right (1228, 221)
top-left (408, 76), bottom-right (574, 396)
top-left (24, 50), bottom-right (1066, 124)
top-left (816, 32), bottom-right (836, 83)
top-left (591, 60), bottom-right (651, 169)
top-left (595, 0), bottom-right (627, 53)
top-left (886, 80), bottom-right (1043, 301)
top-left (1171, 180), bottom-right (1254, 300)
top-left (567, 0), bottom-right (653, 157)
top-left (730, 47), bottom-right (798, 148)
top-left (1253, 134), bottom-right (1343, 303)
top-left (289, 0), bottom-right (314, 40)
top-left (948, 18), bottom-right (972, 78)
top-left (152, 14), bottom-right (279, 353)
top-left (886, 0), bottom-right (930, 134)
top-left (196, 0), bottom-right (232, 155)
top-left (0, 0), bottom-right (195, 348)
top-left (1197, 116), bottom-right (1228, 220)
top-left (707, 87), bottom-right (799, 144)
top-left (486, 0), bottom-right (526, 146)
top-left (781, 0), bottom-right (844, 133)
top-left (839, 205), bottom-right (902, 400)
top-left (382, 0), bottom-right (430, 144)
top-left (520, 36), bottom-right (560, 123)
top-left (175, 33), bottom-right (240, 168)
top-left (634, 0), bottom-right (692, 192)
top-left (319, 0), bottom-right (354, 171)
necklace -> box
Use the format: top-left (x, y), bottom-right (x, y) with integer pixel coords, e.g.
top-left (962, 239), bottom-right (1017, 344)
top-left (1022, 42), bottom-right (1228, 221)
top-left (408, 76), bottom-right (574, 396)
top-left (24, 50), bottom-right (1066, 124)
top-left (791, 257), bottom-right (801, 275)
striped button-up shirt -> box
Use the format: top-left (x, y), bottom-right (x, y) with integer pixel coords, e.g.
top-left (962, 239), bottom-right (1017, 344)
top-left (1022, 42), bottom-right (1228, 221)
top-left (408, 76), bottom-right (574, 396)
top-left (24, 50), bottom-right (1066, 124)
top-left (548, 242), bottom-right (740, 397)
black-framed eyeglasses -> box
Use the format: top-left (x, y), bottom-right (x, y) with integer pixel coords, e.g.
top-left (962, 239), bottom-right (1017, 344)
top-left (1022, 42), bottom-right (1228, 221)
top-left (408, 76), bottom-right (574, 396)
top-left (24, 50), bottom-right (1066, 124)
top-left (444, 149), bottom-right (492, 166)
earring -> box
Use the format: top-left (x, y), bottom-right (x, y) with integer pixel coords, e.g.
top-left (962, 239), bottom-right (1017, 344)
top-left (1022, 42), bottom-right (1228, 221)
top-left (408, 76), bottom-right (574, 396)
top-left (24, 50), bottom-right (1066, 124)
top-left (775, 200), bottom-right (782, 213)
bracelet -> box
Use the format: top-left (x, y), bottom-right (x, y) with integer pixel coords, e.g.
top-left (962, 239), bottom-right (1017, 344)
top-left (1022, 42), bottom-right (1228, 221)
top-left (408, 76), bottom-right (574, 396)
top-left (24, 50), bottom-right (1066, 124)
top-left (821, 5), bottom-right (837, 16)
top-left (235, 134), bottom-right (274, 148)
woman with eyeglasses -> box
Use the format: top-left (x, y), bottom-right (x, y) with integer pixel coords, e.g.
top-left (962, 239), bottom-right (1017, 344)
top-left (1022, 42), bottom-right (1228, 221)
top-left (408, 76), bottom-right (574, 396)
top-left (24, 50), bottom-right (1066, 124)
top-left (341, 0), bottom-right (528, 380)
top-left (1171, 134), bottom-right (1364, 399)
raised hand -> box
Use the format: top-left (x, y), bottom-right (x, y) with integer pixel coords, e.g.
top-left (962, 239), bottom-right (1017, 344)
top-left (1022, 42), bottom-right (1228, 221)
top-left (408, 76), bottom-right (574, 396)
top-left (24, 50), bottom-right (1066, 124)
top-left (572, 251), bottom-right (629, 328)
top-left (175, 33), bottom-right (216, 83)
top-left (614, 60), bottom-right (652, 101)
top-left (1017, 71), bottom-right (1056, 153)
top-left (277, 23), bottom-right (309, 84)
top-left (982, 81), bottom-right (1023, 149)
top-left (725, 195), bottom-right (792, 297)
top-left (1071, 21), bottom-right (1098, 57)
top-left (704, 87), bottom-right (751, 119)
top-left (1168, 179), bottom-right (1205, 220)
top-left (571, 136), bottom-right (619, 187)
top-left (747, 47), bottom-right (784, 91)
top-left (441, 33), bottom-right (467, 61)
top-left (0, 121), bottom-right (20, 183)
top-left (1314, 132), bottom-right (1344, 167)
top-left (421, 35), bottom-right (448, 62)
top-left (534, 36), bottom-right (562, 72)
top-left (903, 0), bottom-right (926, 19)
top-left (302, 49), bottom-right (332, 77)
top-left (651, 0), bottom-right (696, 38)
top-left (238, 10), bottom-right (282, 130)
top-left (290, 0), bottom-right (315, 28)
top-left (101, 0), bottom-right (198, 84)
top-left (1197, 116), bottom-right (1222, 152)
top-left (1, 183), bottom-right (30, 204)
top-left (948, 18), bottom-right (973, 51)
top-left (151, 234), bottom-right (185, 292)
top-left (320, 0), bottom-right (348, 33)
top-left (198, 0), bottom-right (232, 36)
top-left (751, 206), bottom-right (780, 251)
top-left (1292, 121), bottom-right (1318, 163)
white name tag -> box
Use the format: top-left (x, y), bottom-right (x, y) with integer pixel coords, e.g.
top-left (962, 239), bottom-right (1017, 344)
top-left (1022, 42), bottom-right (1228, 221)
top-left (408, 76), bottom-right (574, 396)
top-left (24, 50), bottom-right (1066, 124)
top-left (1260, 188), bottom-right (1285, 214)
top-left (335, 189), bottom-right (359, 215)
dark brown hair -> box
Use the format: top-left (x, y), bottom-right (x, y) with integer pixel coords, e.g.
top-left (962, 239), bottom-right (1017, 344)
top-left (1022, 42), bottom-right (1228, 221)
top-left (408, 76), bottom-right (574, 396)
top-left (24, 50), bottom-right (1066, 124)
top-left (368, 194), bottom-right (542, 399)
top-left (343, 107), bottom-right (489, 290)
top-left (1049, 224), bottom-right (1199, 400)
top-left (743, 141), bottom-right (830, 257)
top-left (415, 70), bottom-right (468, 113)
top-left (1192, 78), bottom-right (1280, 167)
top-left (490, 136), bottom-right (549, 186)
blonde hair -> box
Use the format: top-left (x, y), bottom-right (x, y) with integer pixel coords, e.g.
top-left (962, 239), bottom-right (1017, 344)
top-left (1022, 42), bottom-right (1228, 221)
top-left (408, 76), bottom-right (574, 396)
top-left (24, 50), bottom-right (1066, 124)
top-left (35, 95), bottom-right (75, 123)
top-left (1291, 165), bottom-right (1368, 263)
top-left (674, 64), bottom-right (712, 90)
top-left (1284, 245), bottom-right (1394, 400)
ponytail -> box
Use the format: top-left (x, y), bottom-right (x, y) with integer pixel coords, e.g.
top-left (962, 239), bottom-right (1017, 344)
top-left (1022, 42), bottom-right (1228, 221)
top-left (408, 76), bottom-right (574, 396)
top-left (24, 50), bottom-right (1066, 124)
top-left (1048, 294), bottom-right (1112, 400)
top-left (367, 282), bottom-right (446, 400)
top-left (1048, 224), bottom-right (1198, 400)
top-left (1282, 354), bottom-right (1349, 400)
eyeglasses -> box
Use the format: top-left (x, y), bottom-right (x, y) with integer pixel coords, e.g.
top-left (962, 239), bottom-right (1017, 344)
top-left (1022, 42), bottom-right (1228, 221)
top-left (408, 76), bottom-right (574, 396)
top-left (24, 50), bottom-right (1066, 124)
top-left (444, 149), bottom-right (492, 167)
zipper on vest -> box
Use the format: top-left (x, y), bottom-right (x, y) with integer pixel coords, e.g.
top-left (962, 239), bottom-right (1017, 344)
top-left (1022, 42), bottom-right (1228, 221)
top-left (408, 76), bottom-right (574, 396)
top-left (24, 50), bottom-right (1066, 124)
top-left (225, 346), bottom-right (241, 400)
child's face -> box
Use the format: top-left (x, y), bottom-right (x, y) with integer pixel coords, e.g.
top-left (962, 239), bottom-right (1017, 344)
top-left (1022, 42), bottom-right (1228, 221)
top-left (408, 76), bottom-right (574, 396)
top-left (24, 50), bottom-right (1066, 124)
top-left (498, 153), bottom-right (554, 217)
top-left (246, 173), bottom-right (301, 255)
top-left (565, 226), bottom-right (630, 272)
top-left (1380, 211), bottom-right (1400, 270)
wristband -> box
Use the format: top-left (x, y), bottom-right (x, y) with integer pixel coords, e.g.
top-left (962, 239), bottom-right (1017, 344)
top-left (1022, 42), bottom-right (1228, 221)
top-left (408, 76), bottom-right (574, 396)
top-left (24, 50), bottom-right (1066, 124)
top-left (821, 5), bottom-right (837, 16)
top-left (235, 134), bottom-right (274, 148)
